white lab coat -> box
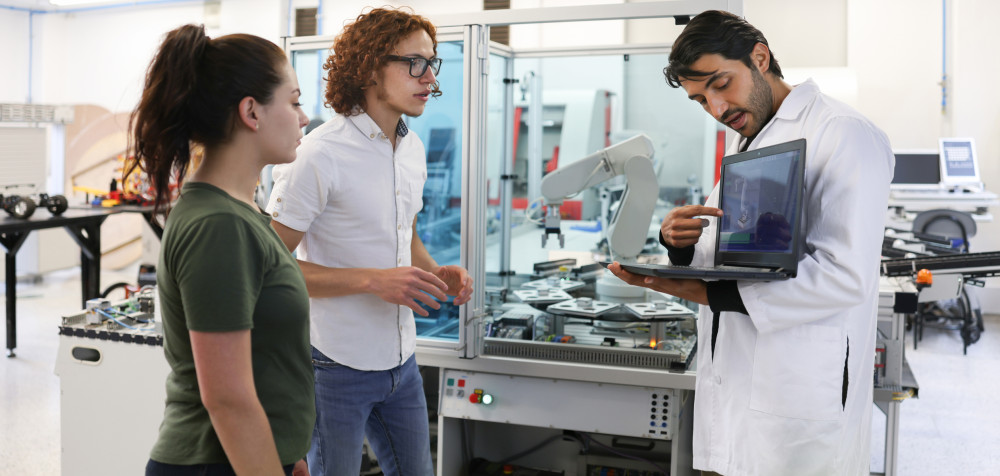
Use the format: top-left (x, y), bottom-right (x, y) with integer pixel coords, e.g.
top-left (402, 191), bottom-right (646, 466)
top-left (688, 79), bottom-right (893, 476)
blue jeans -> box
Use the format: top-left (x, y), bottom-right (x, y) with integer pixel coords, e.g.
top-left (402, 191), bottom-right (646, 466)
top-left (308, 347), bottom-right (433, 476)
top-left (146, 460), bottom-right (295, 475)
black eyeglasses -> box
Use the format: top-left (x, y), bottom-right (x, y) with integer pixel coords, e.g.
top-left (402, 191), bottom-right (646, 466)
top-left (385, 55), bottom-right (442, 78)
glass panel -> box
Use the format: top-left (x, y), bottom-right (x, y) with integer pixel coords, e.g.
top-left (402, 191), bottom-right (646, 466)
top-left (483, 51), bottom-right (512, 278)
top-left (488, 52), bottom-right (717, 277)
top-left (291, 49), bottom-right (333, 126)
top-left (480, 50), bottom-right (711, 367)
top-left (287, 41), bottom-right (466, 344)
top-left (405, 40), bottom-right (465, 342)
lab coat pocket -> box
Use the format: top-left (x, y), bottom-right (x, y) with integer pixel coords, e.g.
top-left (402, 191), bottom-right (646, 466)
top-left (748, 324), bottom-right (844, 421)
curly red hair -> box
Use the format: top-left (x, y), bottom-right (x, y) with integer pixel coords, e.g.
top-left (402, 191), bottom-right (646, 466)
top-left (324, 7), bottom-right (441, 115)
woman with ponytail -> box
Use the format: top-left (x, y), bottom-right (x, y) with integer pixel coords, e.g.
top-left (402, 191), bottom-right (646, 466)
top-left (127, 24), bottom-right (312, 476)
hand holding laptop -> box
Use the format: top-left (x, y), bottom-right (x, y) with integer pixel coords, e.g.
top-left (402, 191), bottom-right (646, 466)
top-left (607, 261), bottom-right (710, 305)
top-left (660, 205), bottom-right (723, 248)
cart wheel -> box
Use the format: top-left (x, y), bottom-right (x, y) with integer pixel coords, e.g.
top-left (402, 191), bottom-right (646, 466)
top-left (10, 196), bottom-right (36, 219)
top-left (46, 194), bottom-right (68, 215)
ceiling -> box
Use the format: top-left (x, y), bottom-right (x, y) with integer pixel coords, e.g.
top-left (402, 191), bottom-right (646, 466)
top-left (0, 1), bottom-right (148, 11)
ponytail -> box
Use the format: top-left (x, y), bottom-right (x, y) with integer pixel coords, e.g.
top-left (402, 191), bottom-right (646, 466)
top-left (126, 24), bottom-right (287, 215)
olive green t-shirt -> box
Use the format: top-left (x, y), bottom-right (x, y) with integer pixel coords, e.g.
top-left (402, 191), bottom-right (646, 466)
top-left (150, 182), bottom-right (314, 465)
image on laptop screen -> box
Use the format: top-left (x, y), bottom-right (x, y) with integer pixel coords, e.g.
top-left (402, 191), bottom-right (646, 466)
top-left (939, 138), bottom-right (980, 186)
top-left (718, 149), bottom-right (802, 255)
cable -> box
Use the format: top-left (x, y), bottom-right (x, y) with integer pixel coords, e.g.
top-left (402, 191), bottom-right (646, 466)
top-left (95, 308), bottom-right (155, 332)
top-left (523, 197), bottom-right (546, 225)
top-left (579, 432), bottom-right (669, 475)
top-left (499, 432), bottom-right (586, 465)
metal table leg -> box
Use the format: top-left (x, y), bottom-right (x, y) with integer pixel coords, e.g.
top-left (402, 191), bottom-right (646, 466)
top-left (1, 231), bottom-right (30, 357)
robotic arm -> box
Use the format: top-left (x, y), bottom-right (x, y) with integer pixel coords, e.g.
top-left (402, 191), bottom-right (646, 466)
top-left (540, 134), bottom-right (658, 263)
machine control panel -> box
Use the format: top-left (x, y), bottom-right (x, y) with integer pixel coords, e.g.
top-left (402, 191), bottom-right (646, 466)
top-left (439, 369), bottom-right (679, 440)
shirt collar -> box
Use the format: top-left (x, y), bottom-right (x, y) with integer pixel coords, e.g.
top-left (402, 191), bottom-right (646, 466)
top-left (347, 110), bottom-right (409, 141)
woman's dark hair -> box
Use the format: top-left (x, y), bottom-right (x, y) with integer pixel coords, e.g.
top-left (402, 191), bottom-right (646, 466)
top-left (125, 24), bottom-right (287, 214)
top-left (324, 7), bottom-right (441, 115)
top-left (664, 10), bottom-right (782, 88)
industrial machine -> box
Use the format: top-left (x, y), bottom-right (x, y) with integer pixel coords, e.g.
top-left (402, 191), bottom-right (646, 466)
top-left (539, 134), bottom-right (656, 261)
top-left (54, 288), bottom-right (167, 476)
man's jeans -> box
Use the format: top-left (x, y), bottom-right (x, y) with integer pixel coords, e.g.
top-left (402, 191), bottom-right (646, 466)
top-left (307, 347), bottom-right (433, 476)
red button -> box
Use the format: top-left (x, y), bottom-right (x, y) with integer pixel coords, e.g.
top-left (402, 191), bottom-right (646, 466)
top-left (457, 379), bottom-right (466, 387)
top-left (469, 394), bottom-right (480, 404)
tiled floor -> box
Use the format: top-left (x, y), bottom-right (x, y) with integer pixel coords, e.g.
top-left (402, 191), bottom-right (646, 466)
top-left (2, 265), bottom-right (1000, 475)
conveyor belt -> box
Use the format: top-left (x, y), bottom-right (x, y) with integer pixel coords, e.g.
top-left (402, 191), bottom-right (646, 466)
top-left (881, 251), bottom-right (1000, 278)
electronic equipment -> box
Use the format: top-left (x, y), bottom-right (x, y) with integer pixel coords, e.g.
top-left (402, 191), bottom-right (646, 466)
top-left (54, 289), bottom-right (168, 476)
top-left (614, 138), bottom-right (806, 281)
top-left (939, 138), bottom-right (981, 188)
top-left (890, 149), bottom-right (941, 190)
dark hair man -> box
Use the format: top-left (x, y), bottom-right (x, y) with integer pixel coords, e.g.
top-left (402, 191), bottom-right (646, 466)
top-left (610, 10), bottom-right (893, 476)
top-left (266, 7), bottom-right (472, 476)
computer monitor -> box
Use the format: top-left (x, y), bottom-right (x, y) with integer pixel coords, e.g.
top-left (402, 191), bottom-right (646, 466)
top-left (426, 128), bottom-right (455, 166)
top-left (891, 149), bottom-right (941, 190)
top-left (939, 138), bottom-right (981, 187)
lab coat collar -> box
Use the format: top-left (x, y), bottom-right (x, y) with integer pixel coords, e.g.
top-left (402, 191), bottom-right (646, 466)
top-left (741, 78), bottom-right (818, 150)
top-left (774, 78), bottom-right (819, 122)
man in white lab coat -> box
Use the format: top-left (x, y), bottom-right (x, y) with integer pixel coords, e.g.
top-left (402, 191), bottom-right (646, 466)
top-left (609, 10), bottom-right (893, 476)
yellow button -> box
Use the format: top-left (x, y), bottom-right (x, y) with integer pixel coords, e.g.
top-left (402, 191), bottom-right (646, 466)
top-left (396, 190), bottom-right (400, 195)
top-left (370, 133), bottom-right (375, 138)
top-left (276, 198), bottom-right (282, 202)
top-left (272, 212), bottom-right (279, 217)
top-left (398, 224), bottom-right (401, 230)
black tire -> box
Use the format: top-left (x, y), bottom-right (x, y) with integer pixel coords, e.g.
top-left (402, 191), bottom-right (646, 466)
top-left (10, 196), bottom-right (36, 219)
top-left (46, 194), bottom-right (68, 215)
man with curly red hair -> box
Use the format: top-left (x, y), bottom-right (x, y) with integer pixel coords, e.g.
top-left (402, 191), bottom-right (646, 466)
top-left (266, 7), bottom-right (473, 476)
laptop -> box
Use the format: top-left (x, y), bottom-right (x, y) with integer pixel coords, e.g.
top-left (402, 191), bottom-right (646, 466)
top-left (609, 138), bottom-right (807, 281)
top-left (890, 149), bottom-right (942, 190)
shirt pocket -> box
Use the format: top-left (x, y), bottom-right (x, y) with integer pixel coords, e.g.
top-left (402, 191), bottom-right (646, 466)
top-left (749, 324), bottom-right (844, 421)
top-left (404, 174), bottom-right (426, 222)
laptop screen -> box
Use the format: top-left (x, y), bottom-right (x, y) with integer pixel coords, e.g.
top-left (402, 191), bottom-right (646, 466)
top-left (715, 139), bottom-right (806, 271)
top-left (891, 150), bottom-right (940, 188)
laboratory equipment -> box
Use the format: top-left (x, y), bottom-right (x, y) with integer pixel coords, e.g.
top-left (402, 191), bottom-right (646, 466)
top-left (539, 133), bottom-right (656, 264)
top-left (54, 289), bottom-right (167, 476)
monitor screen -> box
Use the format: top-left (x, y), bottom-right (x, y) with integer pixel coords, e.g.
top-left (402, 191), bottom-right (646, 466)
top-left (718, 148), bottom-right (802, 254)
top-left (426, 128), bottom-right (455, 165)
top-left (939, 138), bottom-right (980, 185)
top-left (891, 151), bottom-right (940, 187)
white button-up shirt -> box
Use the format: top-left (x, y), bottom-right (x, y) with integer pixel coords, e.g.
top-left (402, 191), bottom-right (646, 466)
top-left (689, 80), bottom-right (893, 476)
top-left (267, 112), bottom-right (426, 371)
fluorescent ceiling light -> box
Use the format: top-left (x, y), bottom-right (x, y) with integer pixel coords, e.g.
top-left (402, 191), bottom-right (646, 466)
top-left (49, 0), bottom-right (125, 5)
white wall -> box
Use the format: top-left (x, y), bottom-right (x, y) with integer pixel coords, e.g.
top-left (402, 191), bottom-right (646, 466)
top-left (746, 0), bottom-right (1000, 310)
top-left (33, 0), bottom-right (290, 114)
top-left (36, 3), bottom-right (206, 112)
top-left (0, 8), bottom-right (31, 103)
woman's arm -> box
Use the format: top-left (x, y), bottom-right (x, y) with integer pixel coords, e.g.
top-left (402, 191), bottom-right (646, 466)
top-left (191, 329), bottom-right (285, 476)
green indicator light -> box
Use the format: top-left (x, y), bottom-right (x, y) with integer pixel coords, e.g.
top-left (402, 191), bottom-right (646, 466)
top-left (481, 394), bottom-right (494, 405)
top-left (447, 378), bottom-right (454, 386)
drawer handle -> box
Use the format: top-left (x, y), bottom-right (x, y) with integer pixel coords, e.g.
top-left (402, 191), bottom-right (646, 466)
top-left (71, 346), bottom-right (101, 363)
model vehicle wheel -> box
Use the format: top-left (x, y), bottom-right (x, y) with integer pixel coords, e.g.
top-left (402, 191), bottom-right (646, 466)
top-left (10, 196), bottom-right (36, 219)
top-left (46, 194), bottom-right (68, 215)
